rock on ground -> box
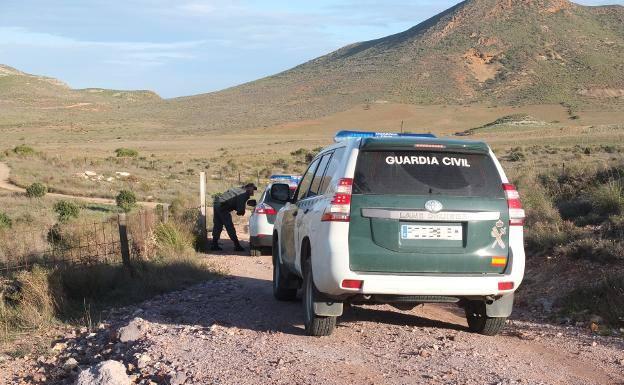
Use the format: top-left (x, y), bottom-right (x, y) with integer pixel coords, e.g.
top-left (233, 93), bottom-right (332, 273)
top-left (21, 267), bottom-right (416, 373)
top-left (75, 360), bottom-right (130, 385)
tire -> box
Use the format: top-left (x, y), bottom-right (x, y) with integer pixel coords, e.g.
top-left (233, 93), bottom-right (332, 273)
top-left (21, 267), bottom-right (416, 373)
top-left (303, 259), bottom-right (336, 337)
top-left (465, 301), bottom-right (507, 336)
top-left (250, 246), bottom-right (262, 257)
top-left (272, 240), bottom-right (297, 301)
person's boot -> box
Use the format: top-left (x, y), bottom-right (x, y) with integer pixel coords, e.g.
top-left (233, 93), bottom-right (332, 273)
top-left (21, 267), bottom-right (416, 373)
top-left (234, 243), bottom-right (245, 252)
top-left (210, 243), bottom-right (223, 251)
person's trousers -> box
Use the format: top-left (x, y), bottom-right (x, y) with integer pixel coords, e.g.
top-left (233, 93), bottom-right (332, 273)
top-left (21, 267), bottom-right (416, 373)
top-left (212, 206), bottom-right (240, 245)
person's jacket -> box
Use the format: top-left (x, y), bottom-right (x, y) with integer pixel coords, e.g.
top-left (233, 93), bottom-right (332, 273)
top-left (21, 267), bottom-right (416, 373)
top-left (213, 187), bottom-right (250, 216)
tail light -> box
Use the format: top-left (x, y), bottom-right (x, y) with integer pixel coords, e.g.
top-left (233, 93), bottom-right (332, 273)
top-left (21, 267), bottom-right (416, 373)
top-left (255, 203), bottom-right (277, 215)
top-left (341, 279), bottom-right (363, 289)
top-left (321, 178), bottom-right (353, 222)
top-left (503, 183), bottom-right (525, 226)
top-left (498, 281), bottom-right (514, 291)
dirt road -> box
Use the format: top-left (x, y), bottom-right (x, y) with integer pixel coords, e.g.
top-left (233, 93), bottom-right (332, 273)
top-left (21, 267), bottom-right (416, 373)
top-left (4, 247), bottom-right (623, 385)
top-left (0, 162), bottom-right (159, 207)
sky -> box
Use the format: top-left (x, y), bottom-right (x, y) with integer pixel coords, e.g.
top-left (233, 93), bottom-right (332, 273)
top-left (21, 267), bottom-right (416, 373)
top-left (1, 0), bottom-right (622, 98)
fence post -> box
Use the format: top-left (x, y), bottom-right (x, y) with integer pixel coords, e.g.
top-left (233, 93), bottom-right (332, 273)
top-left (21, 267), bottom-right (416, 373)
top-left (199, 172), bottom-right (208, 250)
top-left (163, 204), bottom-right (169, 224)
top-left (118, 213), bottom-right (132, 270)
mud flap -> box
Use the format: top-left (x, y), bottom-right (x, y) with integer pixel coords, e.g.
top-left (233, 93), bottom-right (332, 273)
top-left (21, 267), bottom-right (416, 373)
top-left (313, 300), bottom-right (343, 317)
top-left (485, 293), bottom-right (514, 318)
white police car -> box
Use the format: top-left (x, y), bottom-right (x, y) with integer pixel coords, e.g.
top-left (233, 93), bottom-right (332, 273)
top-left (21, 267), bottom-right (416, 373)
top-left (271, 131), bottom-right (526, 336)
top-left (248, 175), bottom-right (300, 257)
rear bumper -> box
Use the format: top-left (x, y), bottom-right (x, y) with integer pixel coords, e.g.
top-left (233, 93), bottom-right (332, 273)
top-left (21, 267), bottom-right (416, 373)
top-left (311, 223), bottom-right (526, 298)
top-left (250, 235), bottom-right (273, 248)
top-left (340, 273), bottom-right (519, 297)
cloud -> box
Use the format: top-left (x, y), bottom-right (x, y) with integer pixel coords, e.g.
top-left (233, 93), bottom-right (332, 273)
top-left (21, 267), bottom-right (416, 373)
top-left (0, 26), bottom-right (207, 67)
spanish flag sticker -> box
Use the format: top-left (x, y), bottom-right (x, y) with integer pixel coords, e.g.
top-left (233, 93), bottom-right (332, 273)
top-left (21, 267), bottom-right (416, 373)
top-left (491, 257), bottom-right (507, 267)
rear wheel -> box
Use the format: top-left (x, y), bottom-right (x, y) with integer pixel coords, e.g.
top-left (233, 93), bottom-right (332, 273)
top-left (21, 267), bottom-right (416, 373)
top-left (303, 259), bottom-right (336, 337)
top-left (272, 239), bottom-right (297, 301)
top-left (465, 301), bottom-right (507, 336)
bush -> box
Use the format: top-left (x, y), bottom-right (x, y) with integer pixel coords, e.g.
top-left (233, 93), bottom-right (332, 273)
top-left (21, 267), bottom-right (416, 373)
top-left (25, 182), bottom-right (47, 198)
top-left (0, 266), bottom-right (60, 333)
top-left (556, 238), bottom-right (624, 263)
top-left (116, 190), bottom-right (137, 212)
top-left (507, 148), bottom-right (526, 162)
top-left (53, 201), bottom-right (80, 222)
top-left (560, 275), bottom-right (624, 327)
top-left (154, 223), bottom-right (192, 253)
top-left (0, 212), bottom-right (12, 229)
top-left (591, 181), bottom-right (624, 217)
top-left (12, 145), bottom-right (35, 156)
top-left (115, 148), bottom-right (138, 157)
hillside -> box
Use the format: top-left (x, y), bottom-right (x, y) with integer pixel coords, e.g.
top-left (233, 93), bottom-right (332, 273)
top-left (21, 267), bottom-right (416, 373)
top-left (0, 64), bottom-right (160, 108)
top-left (1, 0), bottom-right (623, 134)
top-left (168, 0), bottom-right (624, 131)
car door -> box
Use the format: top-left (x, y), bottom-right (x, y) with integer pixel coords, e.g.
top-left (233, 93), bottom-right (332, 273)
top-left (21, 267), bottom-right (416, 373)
top-left (294, 153), bottom-right (333, 259)
top-left (280, 158), bottom-right (320, 268)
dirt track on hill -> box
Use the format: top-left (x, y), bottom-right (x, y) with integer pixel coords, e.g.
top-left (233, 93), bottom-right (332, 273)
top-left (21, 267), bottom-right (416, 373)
top-left (0, 162), bottom-right (159, 207)
top-left (2, 242), bottom-right (623, 385)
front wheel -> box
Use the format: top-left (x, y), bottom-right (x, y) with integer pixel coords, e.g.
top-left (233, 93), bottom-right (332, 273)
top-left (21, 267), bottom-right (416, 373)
top-left (303, 259), bottom-right (336, 337)
top-left (272, 241), bottom-right (297, 301)
top-left (465, 301), bottom-right (507, 336)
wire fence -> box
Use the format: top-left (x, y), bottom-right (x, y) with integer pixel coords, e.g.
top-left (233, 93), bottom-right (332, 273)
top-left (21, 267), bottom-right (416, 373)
top-left (0, 208), bottom-right (190, 275)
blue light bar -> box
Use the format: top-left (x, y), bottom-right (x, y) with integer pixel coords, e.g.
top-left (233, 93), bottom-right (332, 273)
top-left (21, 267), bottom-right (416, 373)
top-left (269, 174), bottom-right (301, 181)
top-left (334, 130), bottom-right (436, 142)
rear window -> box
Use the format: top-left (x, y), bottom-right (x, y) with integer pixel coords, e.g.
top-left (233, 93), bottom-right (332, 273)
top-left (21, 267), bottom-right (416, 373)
top-left (353, 150), bottom-right (504, 198)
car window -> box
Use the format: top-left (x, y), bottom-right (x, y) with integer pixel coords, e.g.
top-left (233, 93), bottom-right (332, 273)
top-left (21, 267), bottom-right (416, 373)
top-left (295, 158), bottom-right (320, 202)
top-left (307, 153), bottom-right (332, 198)
top-left (353, 150), bottom-right (504, 198)
top-left (319, 147), bottom-right (344, 194)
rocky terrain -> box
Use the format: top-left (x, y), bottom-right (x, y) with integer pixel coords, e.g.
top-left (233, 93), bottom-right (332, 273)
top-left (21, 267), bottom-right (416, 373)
top-left (2, 250), bottom-right (623, 385)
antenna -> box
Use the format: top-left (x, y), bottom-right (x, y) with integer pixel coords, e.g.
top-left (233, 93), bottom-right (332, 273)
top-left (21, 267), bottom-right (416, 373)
top-left (400, 120), bottom-right (404, 133)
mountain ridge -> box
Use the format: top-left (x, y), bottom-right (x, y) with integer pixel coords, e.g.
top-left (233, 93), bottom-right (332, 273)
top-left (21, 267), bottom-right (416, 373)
top-left (1, 0), bottom-right (623, 132)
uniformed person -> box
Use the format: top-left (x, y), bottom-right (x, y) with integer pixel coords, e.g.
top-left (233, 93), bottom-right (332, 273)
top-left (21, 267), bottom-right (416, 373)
top-left (211, 183), bottom-right (257, 251)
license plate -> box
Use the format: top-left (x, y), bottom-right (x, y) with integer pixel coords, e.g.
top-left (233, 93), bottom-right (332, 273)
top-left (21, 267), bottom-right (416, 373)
top-left (400, 224), bottom-right (462, 241)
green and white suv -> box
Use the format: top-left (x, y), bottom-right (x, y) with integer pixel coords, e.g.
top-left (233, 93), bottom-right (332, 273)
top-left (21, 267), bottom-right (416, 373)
top-left (271, 131), bottom-right (525, 337)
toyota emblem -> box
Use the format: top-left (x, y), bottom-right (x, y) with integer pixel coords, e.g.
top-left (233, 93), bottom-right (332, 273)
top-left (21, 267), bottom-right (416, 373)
top-left (425, 200), bottom-right (443, 213)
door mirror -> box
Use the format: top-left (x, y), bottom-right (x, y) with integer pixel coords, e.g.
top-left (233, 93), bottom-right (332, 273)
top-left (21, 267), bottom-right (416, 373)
top-left (246, 199), bottom-right (257, 208)
top-left (271, 183), bottom-right (291, 203)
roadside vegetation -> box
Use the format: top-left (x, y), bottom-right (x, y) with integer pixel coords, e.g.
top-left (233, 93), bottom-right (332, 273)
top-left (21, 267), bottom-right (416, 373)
top-left (0, 202), bottom-right (220, 356)
top-left (504, 146), bottom-right (624, 330)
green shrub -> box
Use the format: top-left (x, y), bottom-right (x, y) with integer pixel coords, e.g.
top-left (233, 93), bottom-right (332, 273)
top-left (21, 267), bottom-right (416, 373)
top-left (154, 223), bottom-right (192, 253)
top-left (591, 181), bottom-right (624, 217)
top-left (507, 147), bottom-right (526, 162)
top-left (560, 274), bottom-right (624, 327)
top-left (115, 148), bottom-right (138, 157)
top-left (116, 190), bottom-right (137, 212)
top-left (25, 182), bottom-right (47, 198)
top-left (556, 238), bottom-right (624, 263)
top-left (525, 221), bottom-right (580, 254)
top-left (53, 201), bottom-right (80, 222)
top-left (603, 215), bottom-right (624, 239)
top-left (12, 145), bottom-right (35, 156)
top-left (0, 212), bottom-right (12, 229)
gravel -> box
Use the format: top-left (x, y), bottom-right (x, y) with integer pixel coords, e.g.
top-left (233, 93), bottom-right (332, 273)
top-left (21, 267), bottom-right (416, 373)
top-left (2, 251), bottom-right (623, 385)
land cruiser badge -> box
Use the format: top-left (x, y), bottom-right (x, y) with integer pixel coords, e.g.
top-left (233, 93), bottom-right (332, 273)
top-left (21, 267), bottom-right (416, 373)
top-left (491, 223), bottom-right (507, 249)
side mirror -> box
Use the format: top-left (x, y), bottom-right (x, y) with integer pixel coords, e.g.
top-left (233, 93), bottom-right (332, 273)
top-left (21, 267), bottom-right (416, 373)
top-left (247, 199), bottom-right (257, 208)
top-left (271, 183), bottom-right (291, 203)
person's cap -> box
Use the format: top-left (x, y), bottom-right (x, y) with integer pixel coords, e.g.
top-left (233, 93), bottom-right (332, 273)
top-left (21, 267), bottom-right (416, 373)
top-left (243, 183), bottom-right (258, 191)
